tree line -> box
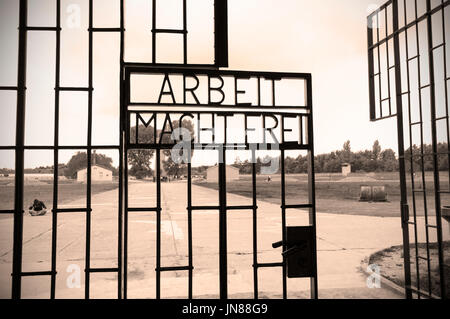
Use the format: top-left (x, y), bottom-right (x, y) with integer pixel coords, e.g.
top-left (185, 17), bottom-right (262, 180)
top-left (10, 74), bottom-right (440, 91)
top-left (2, 140), bottom-right (447, 178)
top-left (232, 141), bottom-right (449, 174)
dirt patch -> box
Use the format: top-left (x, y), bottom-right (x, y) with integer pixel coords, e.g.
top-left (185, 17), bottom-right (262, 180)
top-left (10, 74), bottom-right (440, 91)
top-left (369, 241), bottom-right (450, 298)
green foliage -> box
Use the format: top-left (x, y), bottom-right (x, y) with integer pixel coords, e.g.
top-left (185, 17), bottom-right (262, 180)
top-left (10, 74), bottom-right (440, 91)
top-left (233, 141), bottom-right (401, 174)
top-left (128, 125), bottom-right (156, 179)
top-left (405, 143), bottom-right (449, 172)
top-left (161, 119), bottom-right (195, 178)
top-left (127, 119), bottom-right (195, 179)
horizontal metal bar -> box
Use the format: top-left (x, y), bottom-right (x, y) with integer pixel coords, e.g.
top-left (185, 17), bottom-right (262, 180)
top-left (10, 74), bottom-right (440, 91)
top-left (127, 143), bottom-right (310, 151)
top-left (124, 62), bottom-right (220, 70)
top-left (282, 204), bottom-right (313, 209)
top-left (86, 268), bottom-right (119, 273)
top-left (0, 210), bottom-right (15, 214)
top-left (18, 271), bottom-right (56, 277)
top-left (254, 262), bottom-right (284, 268)
top-left (128, 102), bottom-right (308, 110)
top-left (152, 29), bottom-right (187, 34)
top-left (406, 285), bottom-right (440, 299)
top-left (127, 207), bottom-right (160, 212)
top-left (126, 66), bottom-right (312, 80)
top-left (435, 116), bottom-right (449, 121)
top-left (57, 87), bottom-right (93, 92)
top-left (227, 205), bottom-right (257, 211)
top-left (367, 0), bottom-right (392, 16)
top-left (53, 208), bottom-right (92, 213)
top-left (408, 221), bottom-right (416, 226)
top-left (0, 145), bottom-right (120, 150)
top-left (156, 266), bottom-right (192, 272)
top-left (368, 0), bottom-right (450, 50)
top-left (430, 43), bottom-right (445, 51)
top-left (25, 26), bottom-right (61, 31)
top-left (0, 86), bottom-right (18, 91)
top-left (190, 206), bottom-right (220, 211)
top-left (420, 84), bottom-right (431, 90)
top-left (370, 113), bottom-right (398, 122)
top-left (408, 55), bottom-right (419, 62)
top-left (281, 142), bottom-right (309, 150)
top-left (427, 224), bottom-right (437, 229)
top-left (88, 28), bottom-right (123, 32)
top-left (128, 109), bottom-right (309, 117)
top-left (418, 256), bottom-right (428, 261)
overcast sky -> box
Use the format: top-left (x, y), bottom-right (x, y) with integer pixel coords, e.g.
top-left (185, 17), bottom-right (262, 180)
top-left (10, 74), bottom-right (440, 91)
top-left (0, 0), bottom-right (402, 169)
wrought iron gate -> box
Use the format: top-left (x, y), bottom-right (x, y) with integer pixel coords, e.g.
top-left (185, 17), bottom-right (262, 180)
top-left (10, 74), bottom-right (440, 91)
top-left (367, 0), bottom-right (449, 299)
top-left (2, 0), bottom-right (317, 299)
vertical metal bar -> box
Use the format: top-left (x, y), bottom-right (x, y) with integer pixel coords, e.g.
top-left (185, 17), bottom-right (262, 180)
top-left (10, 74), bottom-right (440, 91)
top-left (187, 159), bottom-right (193, 299)
top-left (12, 0), bottom-right (28, 300)
top-left (443, 0), bottom-right (450, 191)
top-left (85, 0), bottom-right (94, 299)
top-left (414, 0), bottom-right (433, 297)
top-left (118, 0), bottom-right (125, 300)
top-left (183, 0), bottom-right (187, 64)
top-left (406, 0), bottom-right (423, 299)
top-left (156, 149), bottom-right (161, 299)
top-left (368, 13), bottom-right (376, 120)
top-left (123, 148), bottom-right (128, 299)
top-left (123, 70), bottom-right (130, 299)
top-left (385, 8), bottom-right (392, 115)
top-left (306, 76), bottom-right (318, 299)
top-left (392, 0), bottom-right (413, 299)
top-left (251, 149), bottom-right (258, 299)
top-left (426, 0), bottom-right (446, 299)
top-left (280, 148), bottom-right (287, 299)
top-left (214, 0), bottom-right (228, 67)
top-left (377, 13), bottom-right (383, 117)
top-left (50, 0), bottom-right (61, 299)
top-left (218, 147), bottom-right (227, 299)
top-left (152, 0), bottom-right (156, 64)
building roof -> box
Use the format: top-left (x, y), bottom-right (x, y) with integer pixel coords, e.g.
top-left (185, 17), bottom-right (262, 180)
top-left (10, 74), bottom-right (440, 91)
top-left (207, 165), bottom-right (239, 171)
top-left (76, 164), bottom-right (113, 173)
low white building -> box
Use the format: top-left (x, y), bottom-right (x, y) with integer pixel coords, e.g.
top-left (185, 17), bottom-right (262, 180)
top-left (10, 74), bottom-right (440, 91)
top-left (77, 165), bottom-right (113, 183)
top-left (206, 165), bottom-right (240, 183)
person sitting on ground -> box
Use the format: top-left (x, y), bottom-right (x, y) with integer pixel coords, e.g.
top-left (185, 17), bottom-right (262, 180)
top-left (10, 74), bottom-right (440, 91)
top-left (29, 199), bottom-right (46, 212)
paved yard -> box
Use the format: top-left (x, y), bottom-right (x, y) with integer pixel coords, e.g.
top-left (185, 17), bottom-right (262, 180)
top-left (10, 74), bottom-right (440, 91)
top-left (1, 180), bottom-right (448, 299)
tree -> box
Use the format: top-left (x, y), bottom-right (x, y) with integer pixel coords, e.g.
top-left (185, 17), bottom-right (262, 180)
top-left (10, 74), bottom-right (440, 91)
top-left (128, 125), bottom-right (155, 179)
top-left (65, 152), bottom-right (115, 179)
top-left (380, 149), bottom-right (398, 171)
top-left (372, 140), bottom-right (381, 160)
top-left (341, 140), bottom-right (353, 163)
top-left (161, 119), bottom-right (195, 179)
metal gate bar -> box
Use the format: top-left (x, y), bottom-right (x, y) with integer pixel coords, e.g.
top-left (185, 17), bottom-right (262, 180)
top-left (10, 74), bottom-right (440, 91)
top-left (368, 0), bottom-right (449, 299)
top-left (11, 0), bottom-right (27, 300)
top-left (9, 0), bottom-right (123, 299)
top-left (124, 64), bottom-right (317, 299)
top-left (425, 0), bottom-right (446, 300)
top-left (6, 0), bottom-right (316, 300)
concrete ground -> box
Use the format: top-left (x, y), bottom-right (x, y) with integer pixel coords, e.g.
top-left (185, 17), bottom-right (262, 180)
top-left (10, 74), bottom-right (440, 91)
top-left (0, 181), bottom-right (448, 299)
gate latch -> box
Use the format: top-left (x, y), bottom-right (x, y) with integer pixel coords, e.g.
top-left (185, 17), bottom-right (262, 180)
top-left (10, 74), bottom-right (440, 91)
top-left (272, 226), bottom-right (315, 278)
